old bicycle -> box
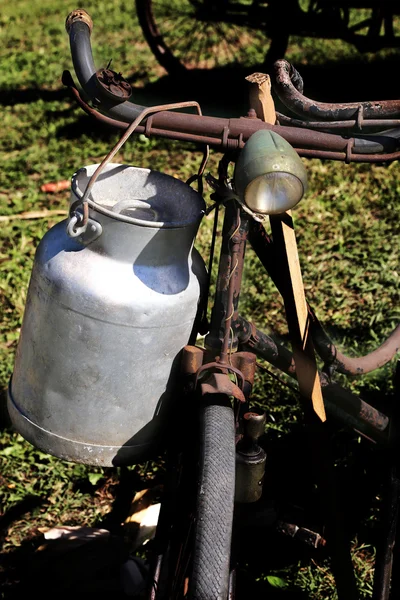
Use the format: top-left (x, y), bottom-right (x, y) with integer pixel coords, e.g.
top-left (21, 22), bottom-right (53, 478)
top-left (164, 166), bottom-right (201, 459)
top-left (7, 8), bottom-right (400, 599)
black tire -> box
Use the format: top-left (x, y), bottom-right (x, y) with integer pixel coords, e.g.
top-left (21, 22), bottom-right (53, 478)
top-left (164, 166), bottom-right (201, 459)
top-left (135, 0), bottom-right (289, 74)
top-left (148, 397), bottom-right (236, 599)
top-left (190, 399), bottom-right (236, 600)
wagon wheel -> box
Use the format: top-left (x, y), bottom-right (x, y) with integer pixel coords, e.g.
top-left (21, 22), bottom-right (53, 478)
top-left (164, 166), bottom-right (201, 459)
top-left (136, 0), bottom-right (289, 74)
top-left (309, 2), bottom-right (399, 51)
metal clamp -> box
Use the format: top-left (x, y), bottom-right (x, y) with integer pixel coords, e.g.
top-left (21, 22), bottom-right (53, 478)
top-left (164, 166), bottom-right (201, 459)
top-left (67, 213), bottom-right (87, 238)
top-left (67, 213), bottom-right (102, 244)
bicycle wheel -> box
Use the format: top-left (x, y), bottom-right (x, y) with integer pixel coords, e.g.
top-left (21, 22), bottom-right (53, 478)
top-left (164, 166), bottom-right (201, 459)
top-left (149, 396), bottom-right (236, 600)
top-left (135, 0), bottom-right (289, 73)
top-left (190, 398), bottom-right (236, 599)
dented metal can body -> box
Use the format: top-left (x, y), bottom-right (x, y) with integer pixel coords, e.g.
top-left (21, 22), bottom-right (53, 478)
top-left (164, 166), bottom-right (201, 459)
top-left (8, 164), bottom-right (206, 466)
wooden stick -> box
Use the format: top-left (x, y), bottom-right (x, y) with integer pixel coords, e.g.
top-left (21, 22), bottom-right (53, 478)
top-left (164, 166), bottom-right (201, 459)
top-left (246, 72), bottom-right (276, 125)
top-left (270, 212), bottom-right (326, 422)
top-left (0, 209), bottom-right (68, 222)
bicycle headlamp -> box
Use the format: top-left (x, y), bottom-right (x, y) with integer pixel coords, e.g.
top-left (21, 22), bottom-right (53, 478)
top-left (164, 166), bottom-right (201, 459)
top-left (234, 130), bottom-right (307, 215)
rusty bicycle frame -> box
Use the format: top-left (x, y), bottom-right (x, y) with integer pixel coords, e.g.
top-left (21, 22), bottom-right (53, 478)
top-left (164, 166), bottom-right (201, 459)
top-left (65, 9), bottom-right (400, 599)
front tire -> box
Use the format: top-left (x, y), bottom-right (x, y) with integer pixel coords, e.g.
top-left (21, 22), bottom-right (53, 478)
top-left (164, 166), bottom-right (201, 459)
top-left (190, 399), bottom-right (236, 599)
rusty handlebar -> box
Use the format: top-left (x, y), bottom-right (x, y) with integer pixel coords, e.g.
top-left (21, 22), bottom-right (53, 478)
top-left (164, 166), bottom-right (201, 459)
top-left (65, 9), bottom-right (400, 163)
top-left (274, 59), bottom-right (400, 123)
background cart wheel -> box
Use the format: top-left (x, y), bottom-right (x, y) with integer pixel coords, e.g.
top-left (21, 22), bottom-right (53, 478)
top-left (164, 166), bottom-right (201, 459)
top-left (135, 0), bottom-right (289, 73)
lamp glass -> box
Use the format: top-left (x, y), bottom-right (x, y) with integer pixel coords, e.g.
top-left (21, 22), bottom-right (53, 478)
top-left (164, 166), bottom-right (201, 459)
top-left (244, 172), bottom-right (304, 215)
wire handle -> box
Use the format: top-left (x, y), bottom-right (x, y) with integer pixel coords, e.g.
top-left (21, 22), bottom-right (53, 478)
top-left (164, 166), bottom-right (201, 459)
top-left (69, 100), bottom-right (209, 234)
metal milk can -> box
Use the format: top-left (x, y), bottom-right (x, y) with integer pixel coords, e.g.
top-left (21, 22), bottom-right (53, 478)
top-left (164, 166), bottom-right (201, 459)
top-left (8, 163), bottom-right (206, 466)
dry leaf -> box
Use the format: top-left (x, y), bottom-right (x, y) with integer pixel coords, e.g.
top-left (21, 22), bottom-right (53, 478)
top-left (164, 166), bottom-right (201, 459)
top-left (41, 180), bottom-right (70, 193)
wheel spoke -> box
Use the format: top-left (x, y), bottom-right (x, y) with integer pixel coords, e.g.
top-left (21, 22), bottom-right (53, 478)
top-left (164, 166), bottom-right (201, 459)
top-left (138, 0), bottom-right (289, 71)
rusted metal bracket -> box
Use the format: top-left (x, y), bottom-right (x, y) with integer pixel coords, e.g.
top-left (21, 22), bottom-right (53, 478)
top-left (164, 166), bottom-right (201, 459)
top-left (181, 345), bottom-right (246, 403)
top-left (200, 372), bottom-right (246, 404)
top-left (181, 346), bottom-right (256, 404)
top-left (95, 68), bottom-right (132, 103)
top-left (195, 361), bottom-right (245, 394)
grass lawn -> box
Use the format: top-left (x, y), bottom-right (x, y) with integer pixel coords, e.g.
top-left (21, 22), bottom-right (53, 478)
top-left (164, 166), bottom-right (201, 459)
top-left (0, 1), bottom-right (399, 598)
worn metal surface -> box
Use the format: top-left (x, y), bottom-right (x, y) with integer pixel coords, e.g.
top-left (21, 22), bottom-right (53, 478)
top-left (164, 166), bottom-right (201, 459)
top-left (235, 317), bottom-right (296, 376)
top-left (95, 68), bottom-right (132, 102)
top-left (276, 521), bottom-right (326, 549)
top-left (236, 315), bottom-right (297, 378)
top-left (277, 111), bottom-right (400, 131)
top-left (297, 148), bottom-right (400, 162)
top-left (9, 164), bottom-right (206, 466)
top-left (65, 8), bottom-right (93, 34)
top-left (198, 351), bottom-right (257, 400)
top-left (274, 59), bottom-right (400, 121)
top-left (181, 345), bottom-right (204, 375)
top-left (319, 380), bottom-right (390, 437)
top-left (65, 15), bottom-right (400, 163)
top-left (200, 372), bottom-right (246, 404)
top-left (63, 69), bottom-right (400, 163)
top-left (243, 411), bottom-right (266, 442)
top-left (235, 448), bottom-right (266, 503)
top-left (205, 203), bottom-right (250, 354)
top-left (231, 352), bottom-right (257, 388)
top-left (310, 312), bottom-right (400, 375)
top-left (221, 206), bottom-right (248, 363)
top-left (235, 411), bottom-right (266, 503)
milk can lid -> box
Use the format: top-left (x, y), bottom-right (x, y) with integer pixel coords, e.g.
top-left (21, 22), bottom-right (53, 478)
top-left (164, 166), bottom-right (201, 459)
top-left (72, 164), bottom-right (205, 228)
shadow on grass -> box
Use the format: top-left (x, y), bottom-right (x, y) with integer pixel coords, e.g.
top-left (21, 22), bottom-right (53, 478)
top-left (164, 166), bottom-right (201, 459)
top-left (0, 405), bottom-right (394, 598)
top-left (0, 495), bottom-right (44, 549)
top-left (45, 51), bottom-right (400, 146)
top-left (1, 50), bottom-right (399, 124)
top-left (132, 53), bottom-right (400, 113)
top-left (0, 468), bottom-right (143, 599)
top-left (0, 529), bottom-right (129, 600)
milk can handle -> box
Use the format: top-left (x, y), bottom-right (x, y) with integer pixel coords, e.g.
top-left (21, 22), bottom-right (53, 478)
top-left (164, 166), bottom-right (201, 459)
top-left (68, 101), bottom-right (209, 236)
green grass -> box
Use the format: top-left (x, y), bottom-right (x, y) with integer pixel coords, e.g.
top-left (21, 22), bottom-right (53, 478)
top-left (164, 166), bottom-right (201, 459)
top-left (1, 1), bottom-right (399, 598)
